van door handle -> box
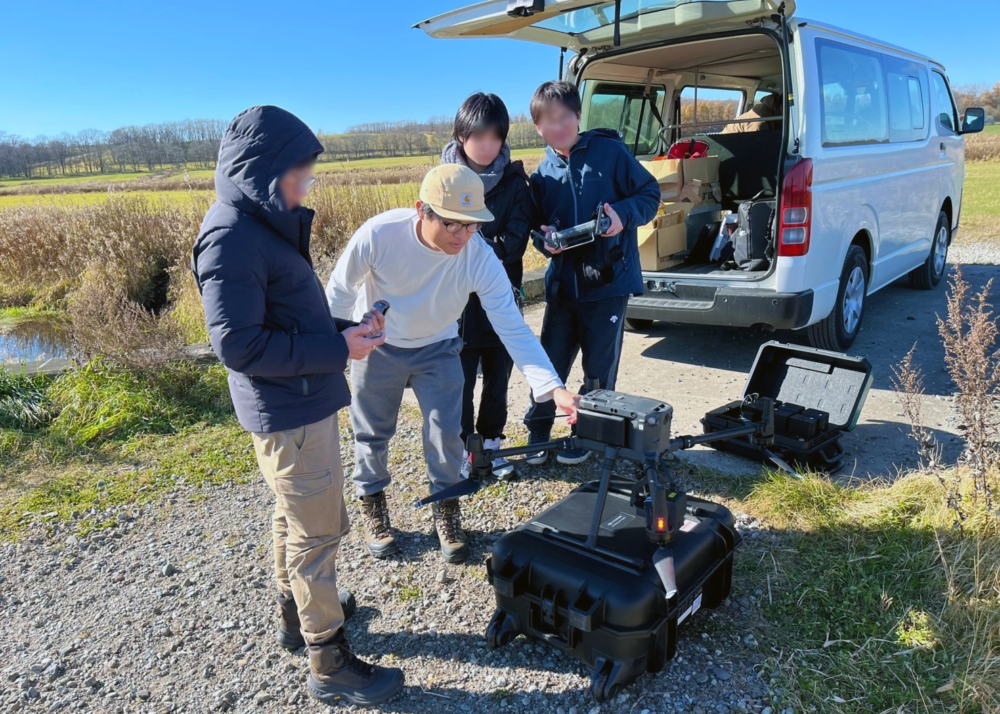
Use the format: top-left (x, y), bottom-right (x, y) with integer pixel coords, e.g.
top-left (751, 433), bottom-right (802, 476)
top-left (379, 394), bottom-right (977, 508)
top-left (940, 142), bottom-right (946, 151)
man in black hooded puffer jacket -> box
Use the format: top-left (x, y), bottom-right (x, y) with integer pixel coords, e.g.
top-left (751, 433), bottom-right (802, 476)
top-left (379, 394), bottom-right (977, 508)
top-left (192, 106), bottom-right (403, 706)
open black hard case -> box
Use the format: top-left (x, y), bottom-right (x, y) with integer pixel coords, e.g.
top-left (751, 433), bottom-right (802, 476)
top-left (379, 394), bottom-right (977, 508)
top-left (701, 341), bottom-right (873, 469)
top-left (486, 479), bottom-right (739, 701)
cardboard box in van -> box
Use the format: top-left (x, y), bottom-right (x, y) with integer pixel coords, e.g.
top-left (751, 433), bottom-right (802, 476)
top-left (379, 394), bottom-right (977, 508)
top-left (681, 156), bottom-right (720, 186)
top-left (638, 204), bottom-right (693, 271)
top-left (640, 158), bottom-right (683, 200)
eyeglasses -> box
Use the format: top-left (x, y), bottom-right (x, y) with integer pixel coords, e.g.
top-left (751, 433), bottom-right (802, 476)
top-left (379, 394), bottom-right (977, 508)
top-left (439, 218), bottom-right (481, 235)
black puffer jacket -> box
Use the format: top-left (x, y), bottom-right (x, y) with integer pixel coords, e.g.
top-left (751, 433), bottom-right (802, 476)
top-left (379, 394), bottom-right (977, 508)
top-left (458, 160), bottom-right (532, 348)
top-left (191, 106), bottom-right (354, 434)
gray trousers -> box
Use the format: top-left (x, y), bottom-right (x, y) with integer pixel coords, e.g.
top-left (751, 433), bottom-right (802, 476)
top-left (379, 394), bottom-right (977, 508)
top-left (349, 336), bottom-right (465, 497)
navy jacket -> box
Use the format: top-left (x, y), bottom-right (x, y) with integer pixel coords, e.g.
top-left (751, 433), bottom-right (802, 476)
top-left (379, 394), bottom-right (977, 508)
top-left (458, 159), bottom-right (531, 349)
top-left (530, 129), bottom-right (660, 303)
top-left (191, 106), bottom-right (353, 434)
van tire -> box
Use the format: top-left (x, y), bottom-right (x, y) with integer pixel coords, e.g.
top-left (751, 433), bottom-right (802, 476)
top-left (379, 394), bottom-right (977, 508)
top-left (624, 317), bottom-right (654, 332)
top-left (908, 211), bottom-right (949, 290)
top-left (807, 245), bottom-right (868, 352)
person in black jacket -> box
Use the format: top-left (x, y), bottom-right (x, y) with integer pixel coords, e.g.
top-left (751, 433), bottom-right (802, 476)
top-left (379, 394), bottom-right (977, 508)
top-left (191, 106), bottom-right (403, 707)
top-left (441, 93), bottom-right (532, 477)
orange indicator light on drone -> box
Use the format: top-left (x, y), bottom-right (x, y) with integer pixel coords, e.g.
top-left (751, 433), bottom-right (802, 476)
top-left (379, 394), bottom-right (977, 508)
top-left (657, 517), bottom-right (666, 532)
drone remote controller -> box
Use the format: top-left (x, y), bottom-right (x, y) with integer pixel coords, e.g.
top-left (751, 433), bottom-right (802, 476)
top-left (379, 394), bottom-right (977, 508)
top-left (531, 203), bottom-right (613, 252)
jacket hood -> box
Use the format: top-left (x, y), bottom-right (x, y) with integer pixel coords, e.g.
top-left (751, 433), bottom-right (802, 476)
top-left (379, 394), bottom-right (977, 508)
top-left (215, 106), bottom-right (324, 249)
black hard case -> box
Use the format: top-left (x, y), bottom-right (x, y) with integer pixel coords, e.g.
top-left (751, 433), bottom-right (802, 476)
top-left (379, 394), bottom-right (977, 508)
top-left (485, 479), bottom-right (740, 699)
top-left (701, 341), bottom-right (873, 469)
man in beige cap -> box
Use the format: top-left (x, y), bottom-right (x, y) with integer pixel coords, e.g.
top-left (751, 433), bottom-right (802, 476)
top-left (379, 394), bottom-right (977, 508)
top-left (327, 164), bottom-right (579, 563)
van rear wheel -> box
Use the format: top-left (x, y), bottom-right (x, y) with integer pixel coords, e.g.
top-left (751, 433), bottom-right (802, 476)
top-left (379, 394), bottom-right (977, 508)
top-left (908, 211), bottom-right (949, 290)
top-left (807, 245), bottom-right (868, 352)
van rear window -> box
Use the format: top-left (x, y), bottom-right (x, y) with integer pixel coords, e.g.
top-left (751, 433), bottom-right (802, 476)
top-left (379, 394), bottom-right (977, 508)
top-left (817, 39), bottom-right (889, 147)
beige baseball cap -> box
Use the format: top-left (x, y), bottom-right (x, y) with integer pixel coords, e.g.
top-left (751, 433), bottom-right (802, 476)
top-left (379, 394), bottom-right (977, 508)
top-left (419, 164), bottom-right (495, 224)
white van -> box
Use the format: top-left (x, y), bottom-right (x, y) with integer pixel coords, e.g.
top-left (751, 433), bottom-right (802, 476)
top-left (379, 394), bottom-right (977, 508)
top-left (419, 0), bottom-right (986, 350)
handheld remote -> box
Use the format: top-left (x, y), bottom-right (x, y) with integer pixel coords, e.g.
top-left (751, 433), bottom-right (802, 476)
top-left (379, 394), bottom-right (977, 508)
top-left (369, 300), bottom-right (390, 339)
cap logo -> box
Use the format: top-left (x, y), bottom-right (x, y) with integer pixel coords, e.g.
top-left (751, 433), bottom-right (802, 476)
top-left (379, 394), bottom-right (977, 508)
top-left (460, 193), bottom-right (473, 207)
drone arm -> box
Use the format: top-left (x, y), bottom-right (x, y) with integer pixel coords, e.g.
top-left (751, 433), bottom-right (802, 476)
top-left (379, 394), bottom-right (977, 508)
top-left (477, 438), bottom-right (576, 462)
top-left (669, 423), bottom-right (758, 452)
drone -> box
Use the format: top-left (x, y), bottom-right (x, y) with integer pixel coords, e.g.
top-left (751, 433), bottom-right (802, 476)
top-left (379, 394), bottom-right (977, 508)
top-left (417, 389), bottom-right (798, 598)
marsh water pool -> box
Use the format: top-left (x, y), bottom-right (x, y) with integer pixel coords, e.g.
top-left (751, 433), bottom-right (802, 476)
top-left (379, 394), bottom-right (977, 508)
top-left (0, 313), bottom-right (70, 364)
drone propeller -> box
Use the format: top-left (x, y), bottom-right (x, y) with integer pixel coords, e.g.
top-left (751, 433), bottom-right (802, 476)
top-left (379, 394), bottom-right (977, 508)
top-left (414, 476), bottom-right (483, 508)
top-left (652, 546), bottom-right (678, 600)
top-left (762, 449), bottom-right (803, 480)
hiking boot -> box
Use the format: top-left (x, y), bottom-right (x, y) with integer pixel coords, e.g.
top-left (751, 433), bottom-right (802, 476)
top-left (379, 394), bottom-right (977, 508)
top-left (484, 437), bottom-right (515, 479)
top-left (432, 498), bottom-right (469, 563)
top-left (525, 429), bottom-right (551, 465)
top-left (277, 589), bottom-right (358, 651)
top-left (557, 447), bottom-right (593, 465)
top-left (307, 630), bottom-right (404, 707)
top-left (360, 492), bottom-right (399, 558)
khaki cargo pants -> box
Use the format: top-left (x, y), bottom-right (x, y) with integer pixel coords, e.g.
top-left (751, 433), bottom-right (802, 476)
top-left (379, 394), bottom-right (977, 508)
top-left (252, 413), bottom-right (350, 645)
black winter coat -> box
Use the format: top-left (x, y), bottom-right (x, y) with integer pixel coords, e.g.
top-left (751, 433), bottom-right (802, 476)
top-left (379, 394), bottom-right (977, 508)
top-left (191, 106), bottom-right (354, 434)
top-left (458, 160), bottom-right (532, 349)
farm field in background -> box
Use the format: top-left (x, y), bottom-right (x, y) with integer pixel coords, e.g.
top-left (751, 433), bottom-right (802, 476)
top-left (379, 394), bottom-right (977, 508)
top-left (0, 189), bottom-right (213, 209)
top-left (0, 148), bottom-right (545, 190)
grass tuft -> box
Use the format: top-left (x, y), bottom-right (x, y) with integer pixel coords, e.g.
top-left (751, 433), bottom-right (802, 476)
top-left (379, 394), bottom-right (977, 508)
top-left (45, 361), bottom-right (231, 446)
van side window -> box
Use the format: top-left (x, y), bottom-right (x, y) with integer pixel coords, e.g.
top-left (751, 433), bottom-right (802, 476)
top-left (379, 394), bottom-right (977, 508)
top-left (931, 71), bottom-right (959, 134)
top-left (817, 39), bottom-right (888, 146)
top-left (677, 87), bottom-right (744, 137)
top-left (884, 56), bottom-right (928, 143)
top-left (583, 82), bottom-right (665, 155)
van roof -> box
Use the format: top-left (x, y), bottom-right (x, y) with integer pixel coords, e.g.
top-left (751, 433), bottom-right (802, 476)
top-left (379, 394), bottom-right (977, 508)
top-left (794, 17), bottom-right (945, 71)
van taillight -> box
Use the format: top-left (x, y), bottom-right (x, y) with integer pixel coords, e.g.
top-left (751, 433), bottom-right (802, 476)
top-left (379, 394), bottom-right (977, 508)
top-left (778, 159), bottom-right (813, 257)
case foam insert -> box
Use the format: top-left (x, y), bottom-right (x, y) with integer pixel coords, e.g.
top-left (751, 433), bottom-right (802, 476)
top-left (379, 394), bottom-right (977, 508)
top-left (745, 355), bottom-right (867, 430)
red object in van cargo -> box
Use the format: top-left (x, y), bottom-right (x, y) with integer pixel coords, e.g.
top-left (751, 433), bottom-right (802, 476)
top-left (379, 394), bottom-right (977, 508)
top-left (665, 140), bottom-right (710, 159)
top-left (778, 159), bottom-right (813, 257)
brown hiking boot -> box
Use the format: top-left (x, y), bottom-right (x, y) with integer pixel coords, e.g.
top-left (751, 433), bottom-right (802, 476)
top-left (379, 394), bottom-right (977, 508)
top-left (432, 498), bottom-right (469, 563)
top-left (360, 492), bottom-right (398, 558)
top-left (307, 631), bottom-right (404, 707)
top-left (276, 589), bottom-right (357, 651)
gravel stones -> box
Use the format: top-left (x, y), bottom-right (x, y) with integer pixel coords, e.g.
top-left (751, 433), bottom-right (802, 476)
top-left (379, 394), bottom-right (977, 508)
top-left (0, 412), bottom-right (774, 714)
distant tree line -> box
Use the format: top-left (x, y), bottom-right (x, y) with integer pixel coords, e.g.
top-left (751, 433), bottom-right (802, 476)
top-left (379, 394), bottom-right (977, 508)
top-left (319, 113), bottom-right (545, 162)
top-left (0, 120), bottom-right (228, 179)
top-left (4, 83), bottom-right (993, 180)
top-left (0, 113), bottom-right (546, 180)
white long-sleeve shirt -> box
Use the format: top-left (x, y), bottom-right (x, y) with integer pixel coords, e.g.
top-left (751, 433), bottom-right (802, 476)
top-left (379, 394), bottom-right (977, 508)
top-left (326, 208), bottom-right (563, 401)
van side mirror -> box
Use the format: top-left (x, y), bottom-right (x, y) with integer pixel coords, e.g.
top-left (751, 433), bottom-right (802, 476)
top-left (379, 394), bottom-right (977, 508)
top-left (961, 107), bottom-right (986, 134)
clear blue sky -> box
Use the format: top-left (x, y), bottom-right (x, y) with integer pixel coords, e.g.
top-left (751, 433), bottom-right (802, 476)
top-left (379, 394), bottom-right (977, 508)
top-left (2, 0), bottom-right (997, 139)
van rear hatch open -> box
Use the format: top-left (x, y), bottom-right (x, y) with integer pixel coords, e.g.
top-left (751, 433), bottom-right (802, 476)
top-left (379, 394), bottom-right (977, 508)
top-left (416, 0), bottom-right (794, 51)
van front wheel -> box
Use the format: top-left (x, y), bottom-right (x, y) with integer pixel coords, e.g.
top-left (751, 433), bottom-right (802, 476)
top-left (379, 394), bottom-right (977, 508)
top-left (807, 245), bottom-right (868, 352)
top-left (908, 211), bottom-right (949, 290)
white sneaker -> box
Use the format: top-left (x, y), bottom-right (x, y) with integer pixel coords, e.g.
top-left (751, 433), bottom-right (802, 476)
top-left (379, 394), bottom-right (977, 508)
top-left (460, 450), bottom-right (471, 478)
top-left (484, 438), bottom-right (515, 479)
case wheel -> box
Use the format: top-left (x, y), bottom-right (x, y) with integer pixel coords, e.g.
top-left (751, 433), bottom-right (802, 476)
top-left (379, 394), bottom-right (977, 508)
top-left (486, 609), bottom-right (516, 649)
top-left (590, 661), bottom-right (625, 703)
